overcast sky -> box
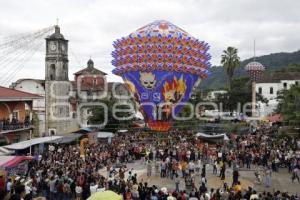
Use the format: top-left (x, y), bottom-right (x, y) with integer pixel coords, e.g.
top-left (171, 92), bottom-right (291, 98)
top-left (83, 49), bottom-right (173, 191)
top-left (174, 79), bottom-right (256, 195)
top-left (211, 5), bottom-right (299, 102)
top-left (0, 0), bottom-right (299, 86)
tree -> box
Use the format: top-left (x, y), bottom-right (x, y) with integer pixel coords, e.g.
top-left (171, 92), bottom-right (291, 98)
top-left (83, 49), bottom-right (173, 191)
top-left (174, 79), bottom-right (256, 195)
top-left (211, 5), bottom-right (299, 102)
top-left (221, 47), bottom-right (240, 90)
top-left (214, 77), bottom-right (267, 114)
top-left (89, 98), bottom-right (135, 132)
top-left (277, 85), bottom-right (300, 126)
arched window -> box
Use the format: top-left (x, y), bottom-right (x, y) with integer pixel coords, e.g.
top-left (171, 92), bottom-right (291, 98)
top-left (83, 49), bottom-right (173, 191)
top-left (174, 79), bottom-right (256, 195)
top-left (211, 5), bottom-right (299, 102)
top-left (258, 87), bottom-right (262, 94)
top-left (49, 64), bottom-right (56, 80)
top-left (63, 64), bottom-right (68, 80)
top-left (270, 87), bottom-right (273, 94)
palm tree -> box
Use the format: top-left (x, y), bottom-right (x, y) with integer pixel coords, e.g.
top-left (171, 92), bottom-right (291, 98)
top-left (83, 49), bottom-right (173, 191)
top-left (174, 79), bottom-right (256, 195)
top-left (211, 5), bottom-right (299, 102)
top-left (221, 47), bottom-right (240, 90)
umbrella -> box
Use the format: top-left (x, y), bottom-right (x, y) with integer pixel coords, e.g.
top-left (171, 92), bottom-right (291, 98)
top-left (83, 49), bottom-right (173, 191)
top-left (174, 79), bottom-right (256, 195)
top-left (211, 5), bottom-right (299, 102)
top-left (88, 190), bottom-right (122, 200)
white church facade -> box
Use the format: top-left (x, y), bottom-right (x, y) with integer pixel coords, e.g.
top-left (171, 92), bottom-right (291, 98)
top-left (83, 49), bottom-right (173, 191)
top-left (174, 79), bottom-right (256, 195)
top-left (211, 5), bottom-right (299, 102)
top-left (255, 72), bottom-right (300, 117)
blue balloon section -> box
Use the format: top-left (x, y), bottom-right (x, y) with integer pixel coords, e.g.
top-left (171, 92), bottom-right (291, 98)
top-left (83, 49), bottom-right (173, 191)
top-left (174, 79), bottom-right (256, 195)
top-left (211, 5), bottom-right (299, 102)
top-left (122, 71), bottom-right (199, 124)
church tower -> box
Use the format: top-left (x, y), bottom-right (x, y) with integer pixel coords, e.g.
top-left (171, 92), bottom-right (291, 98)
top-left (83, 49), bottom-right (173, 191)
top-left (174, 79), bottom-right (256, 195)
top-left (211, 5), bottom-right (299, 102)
top-left (45, 25), bottom-right (76, 135)
top-left (45, 25), bottom-right (68, 81)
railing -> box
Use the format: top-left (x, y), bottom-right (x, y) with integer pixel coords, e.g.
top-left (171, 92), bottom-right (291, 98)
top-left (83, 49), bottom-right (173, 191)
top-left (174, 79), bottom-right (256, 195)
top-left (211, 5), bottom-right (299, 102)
top-left (0, 121), bottom-right (32, 133)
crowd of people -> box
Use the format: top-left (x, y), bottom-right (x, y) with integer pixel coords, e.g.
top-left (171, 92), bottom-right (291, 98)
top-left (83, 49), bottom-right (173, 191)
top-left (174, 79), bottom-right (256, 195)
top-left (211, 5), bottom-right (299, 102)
top-left (0, 126), bottom-right (299, 200)
top-left (0, 116), bottom-right (31, 131)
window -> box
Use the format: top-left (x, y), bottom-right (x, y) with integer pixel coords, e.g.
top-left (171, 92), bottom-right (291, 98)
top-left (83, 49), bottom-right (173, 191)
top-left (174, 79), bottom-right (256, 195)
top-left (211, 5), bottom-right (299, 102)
top-left (50, 130), bottom-right (55, 136)
top-left (283, 82), bottom-right (287, 89)
top-left (93, 79), bottom-right (97, 85)
top-left (59, 107), bottom-right (63, 115)
top-left (270, 87), bottom-right (273, 94)
top-left (12, 111), bottom-right (19, 120)
top-left (49, 64), bottom-right (56, 80)
top-left (258, 87), bottom-right (262, 94)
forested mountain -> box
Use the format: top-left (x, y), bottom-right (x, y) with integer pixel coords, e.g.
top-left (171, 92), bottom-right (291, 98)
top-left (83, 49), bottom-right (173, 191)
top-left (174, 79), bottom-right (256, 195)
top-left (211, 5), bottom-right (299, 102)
top-left (200, 50), bottom-right (300, 90)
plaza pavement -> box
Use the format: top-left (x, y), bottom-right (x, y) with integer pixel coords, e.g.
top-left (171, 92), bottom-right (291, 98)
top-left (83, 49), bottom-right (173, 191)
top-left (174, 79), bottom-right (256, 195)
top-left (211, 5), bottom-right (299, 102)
top-left (99, 161), bottom-right (300, 195)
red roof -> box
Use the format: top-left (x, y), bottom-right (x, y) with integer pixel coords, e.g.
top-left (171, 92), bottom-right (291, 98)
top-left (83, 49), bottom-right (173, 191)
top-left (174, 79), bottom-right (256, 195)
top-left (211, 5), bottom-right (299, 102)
top-left (267, 114), bottom-right (283, 122)
top-left (74, 66), bottom-right (107, 76)
top-left (1, 156), bottom-right (33, 168)
top-left (0, 86), bottom-right (43, 101)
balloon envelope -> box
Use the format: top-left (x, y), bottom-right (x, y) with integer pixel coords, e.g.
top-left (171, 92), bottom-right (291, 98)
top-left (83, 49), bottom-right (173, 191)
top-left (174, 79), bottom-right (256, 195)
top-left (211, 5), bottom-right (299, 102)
top-left (112, 20), bottom-right (212, 131)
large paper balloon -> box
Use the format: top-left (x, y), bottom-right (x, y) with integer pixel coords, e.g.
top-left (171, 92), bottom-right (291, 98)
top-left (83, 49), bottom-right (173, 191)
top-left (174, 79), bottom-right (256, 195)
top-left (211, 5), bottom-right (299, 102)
top-left (112, 20), bottom-right (211, 131)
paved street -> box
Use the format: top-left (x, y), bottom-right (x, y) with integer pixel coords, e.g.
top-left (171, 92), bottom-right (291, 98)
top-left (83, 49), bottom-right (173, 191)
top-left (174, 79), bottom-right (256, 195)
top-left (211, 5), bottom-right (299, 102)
top-left (102, 160), bottom-right (300, 195)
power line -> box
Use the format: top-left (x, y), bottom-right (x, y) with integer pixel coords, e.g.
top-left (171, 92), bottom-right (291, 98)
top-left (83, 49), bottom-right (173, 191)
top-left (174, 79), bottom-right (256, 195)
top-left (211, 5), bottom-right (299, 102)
top-left (0, 26), bottom-right (54, 86)
top-left (2, 40), bottom-right (44, 86)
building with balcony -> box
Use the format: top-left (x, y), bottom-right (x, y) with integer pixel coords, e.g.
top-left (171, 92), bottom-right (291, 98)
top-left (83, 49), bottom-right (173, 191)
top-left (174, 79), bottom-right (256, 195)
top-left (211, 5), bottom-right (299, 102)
top-left (0, 86), bottom-right (43, 144)
top-left (10, 79), bottom-right (46, 136)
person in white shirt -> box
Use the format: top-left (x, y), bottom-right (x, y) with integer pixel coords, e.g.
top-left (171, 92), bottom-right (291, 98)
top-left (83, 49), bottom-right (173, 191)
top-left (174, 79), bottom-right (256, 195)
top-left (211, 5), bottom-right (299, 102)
top-left (188, 161), bottom-right (195, 174)
top-left (250, 191), bottom-right (259, 200)
top-left (89, 183), bottom-right (98, 194)
top-left (75, 184), bottom-right (82, 200)
top-left (196, 159), bottom-right (201, 174)
top-left (6, 178), bottom-right (12, 193)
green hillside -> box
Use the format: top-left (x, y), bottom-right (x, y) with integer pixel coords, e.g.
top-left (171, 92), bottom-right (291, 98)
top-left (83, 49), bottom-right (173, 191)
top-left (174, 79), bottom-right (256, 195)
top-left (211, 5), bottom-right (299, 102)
top-left (200, 50), bottom-right (300, 90)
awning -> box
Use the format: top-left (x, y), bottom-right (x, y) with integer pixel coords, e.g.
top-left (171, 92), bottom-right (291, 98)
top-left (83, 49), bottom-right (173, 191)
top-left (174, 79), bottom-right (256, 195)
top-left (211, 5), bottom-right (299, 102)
top-left (0, 156), bottom-right (33, 168)
top-left (117, 129), bottom-right (128, 133)
top-left (195, 132), bottom-right (229, 141)
top-left (0, 147), bottom-right (14, 156)
top-left (3, 136), bottom-right (62, 150)
top-left (97, 132), bottom-right (114, 138)
top-left (88, 190), bottom-right (122, 200)
top-left (50, 134), bottom-right (82, 144)
top-left (72, 127), bottom-right (93, 133)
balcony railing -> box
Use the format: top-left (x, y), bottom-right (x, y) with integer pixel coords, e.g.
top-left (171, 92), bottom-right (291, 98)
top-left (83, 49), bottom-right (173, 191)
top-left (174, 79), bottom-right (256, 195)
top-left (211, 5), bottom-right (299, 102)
top-left (0, 120), bottom-right (32, 134)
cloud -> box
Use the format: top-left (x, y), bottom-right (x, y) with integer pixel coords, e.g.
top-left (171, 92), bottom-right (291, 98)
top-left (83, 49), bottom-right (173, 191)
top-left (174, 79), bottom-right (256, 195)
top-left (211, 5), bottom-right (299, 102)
top-left (0, 0), bottom-right (299, 85)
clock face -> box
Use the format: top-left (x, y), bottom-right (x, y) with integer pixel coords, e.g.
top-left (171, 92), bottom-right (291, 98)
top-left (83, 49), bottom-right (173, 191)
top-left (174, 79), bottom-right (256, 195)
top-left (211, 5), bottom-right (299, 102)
top-left (50, 42), bottom-right (57, 51)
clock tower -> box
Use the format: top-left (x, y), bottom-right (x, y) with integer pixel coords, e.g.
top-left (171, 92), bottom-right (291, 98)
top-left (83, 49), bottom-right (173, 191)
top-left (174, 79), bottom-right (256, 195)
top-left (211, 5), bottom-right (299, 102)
top-left (45, 25), bottom-right (76, 135)
top-left (45, 25), bottom-right (68, 81)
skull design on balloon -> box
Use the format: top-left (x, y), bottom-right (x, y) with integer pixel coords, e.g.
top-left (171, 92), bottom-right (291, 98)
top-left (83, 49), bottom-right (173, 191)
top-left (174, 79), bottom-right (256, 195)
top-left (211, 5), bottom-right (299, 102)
top-left (140, 72), bottom-right (157, 89)
top-left (112, 20), bottom-right (212, 131)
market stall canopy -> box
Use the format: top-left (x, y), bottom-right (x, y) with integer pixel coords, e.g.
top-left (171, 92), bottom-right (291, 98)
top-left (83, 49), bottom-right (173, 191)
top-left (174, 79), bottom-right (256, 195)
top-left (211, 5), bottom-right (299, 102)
top-left (195, 132), bottom-right (229, 141)
top-left (0, 147), bottom-right (14, 156)
top-left (48, 134), bottom-right (82, 144)
top-left (72, 127), bottom-right (93, 134)
top-left (0, 156), bottom-right (33, 168)
top-left (88, 190), bottom-right (122, 200)
top-left (3, 136), bottom-right (62, 150)
top-left (97, 132), bottom-right (114, 138)
top-left (117, 129), bottom-right (128, 133)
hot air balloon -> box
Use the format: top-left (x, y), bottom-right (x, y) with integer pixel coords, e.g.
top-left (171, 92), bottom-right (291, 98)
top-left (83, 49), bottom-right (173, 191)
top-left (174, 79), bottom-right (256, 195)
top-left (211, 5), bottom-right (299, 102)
top-left (112, 20), bottom-right (211, 131)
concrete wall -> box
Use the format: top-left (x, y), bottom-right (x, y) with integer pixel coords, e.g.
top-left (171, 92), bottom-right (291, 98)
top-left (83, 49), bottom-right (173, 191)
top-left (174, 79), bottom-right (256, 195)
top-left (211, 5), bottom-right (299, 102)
top-left (255, 80), bottom-right (300, 116)
top-left (14, 80), bottom-right (45, 112)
